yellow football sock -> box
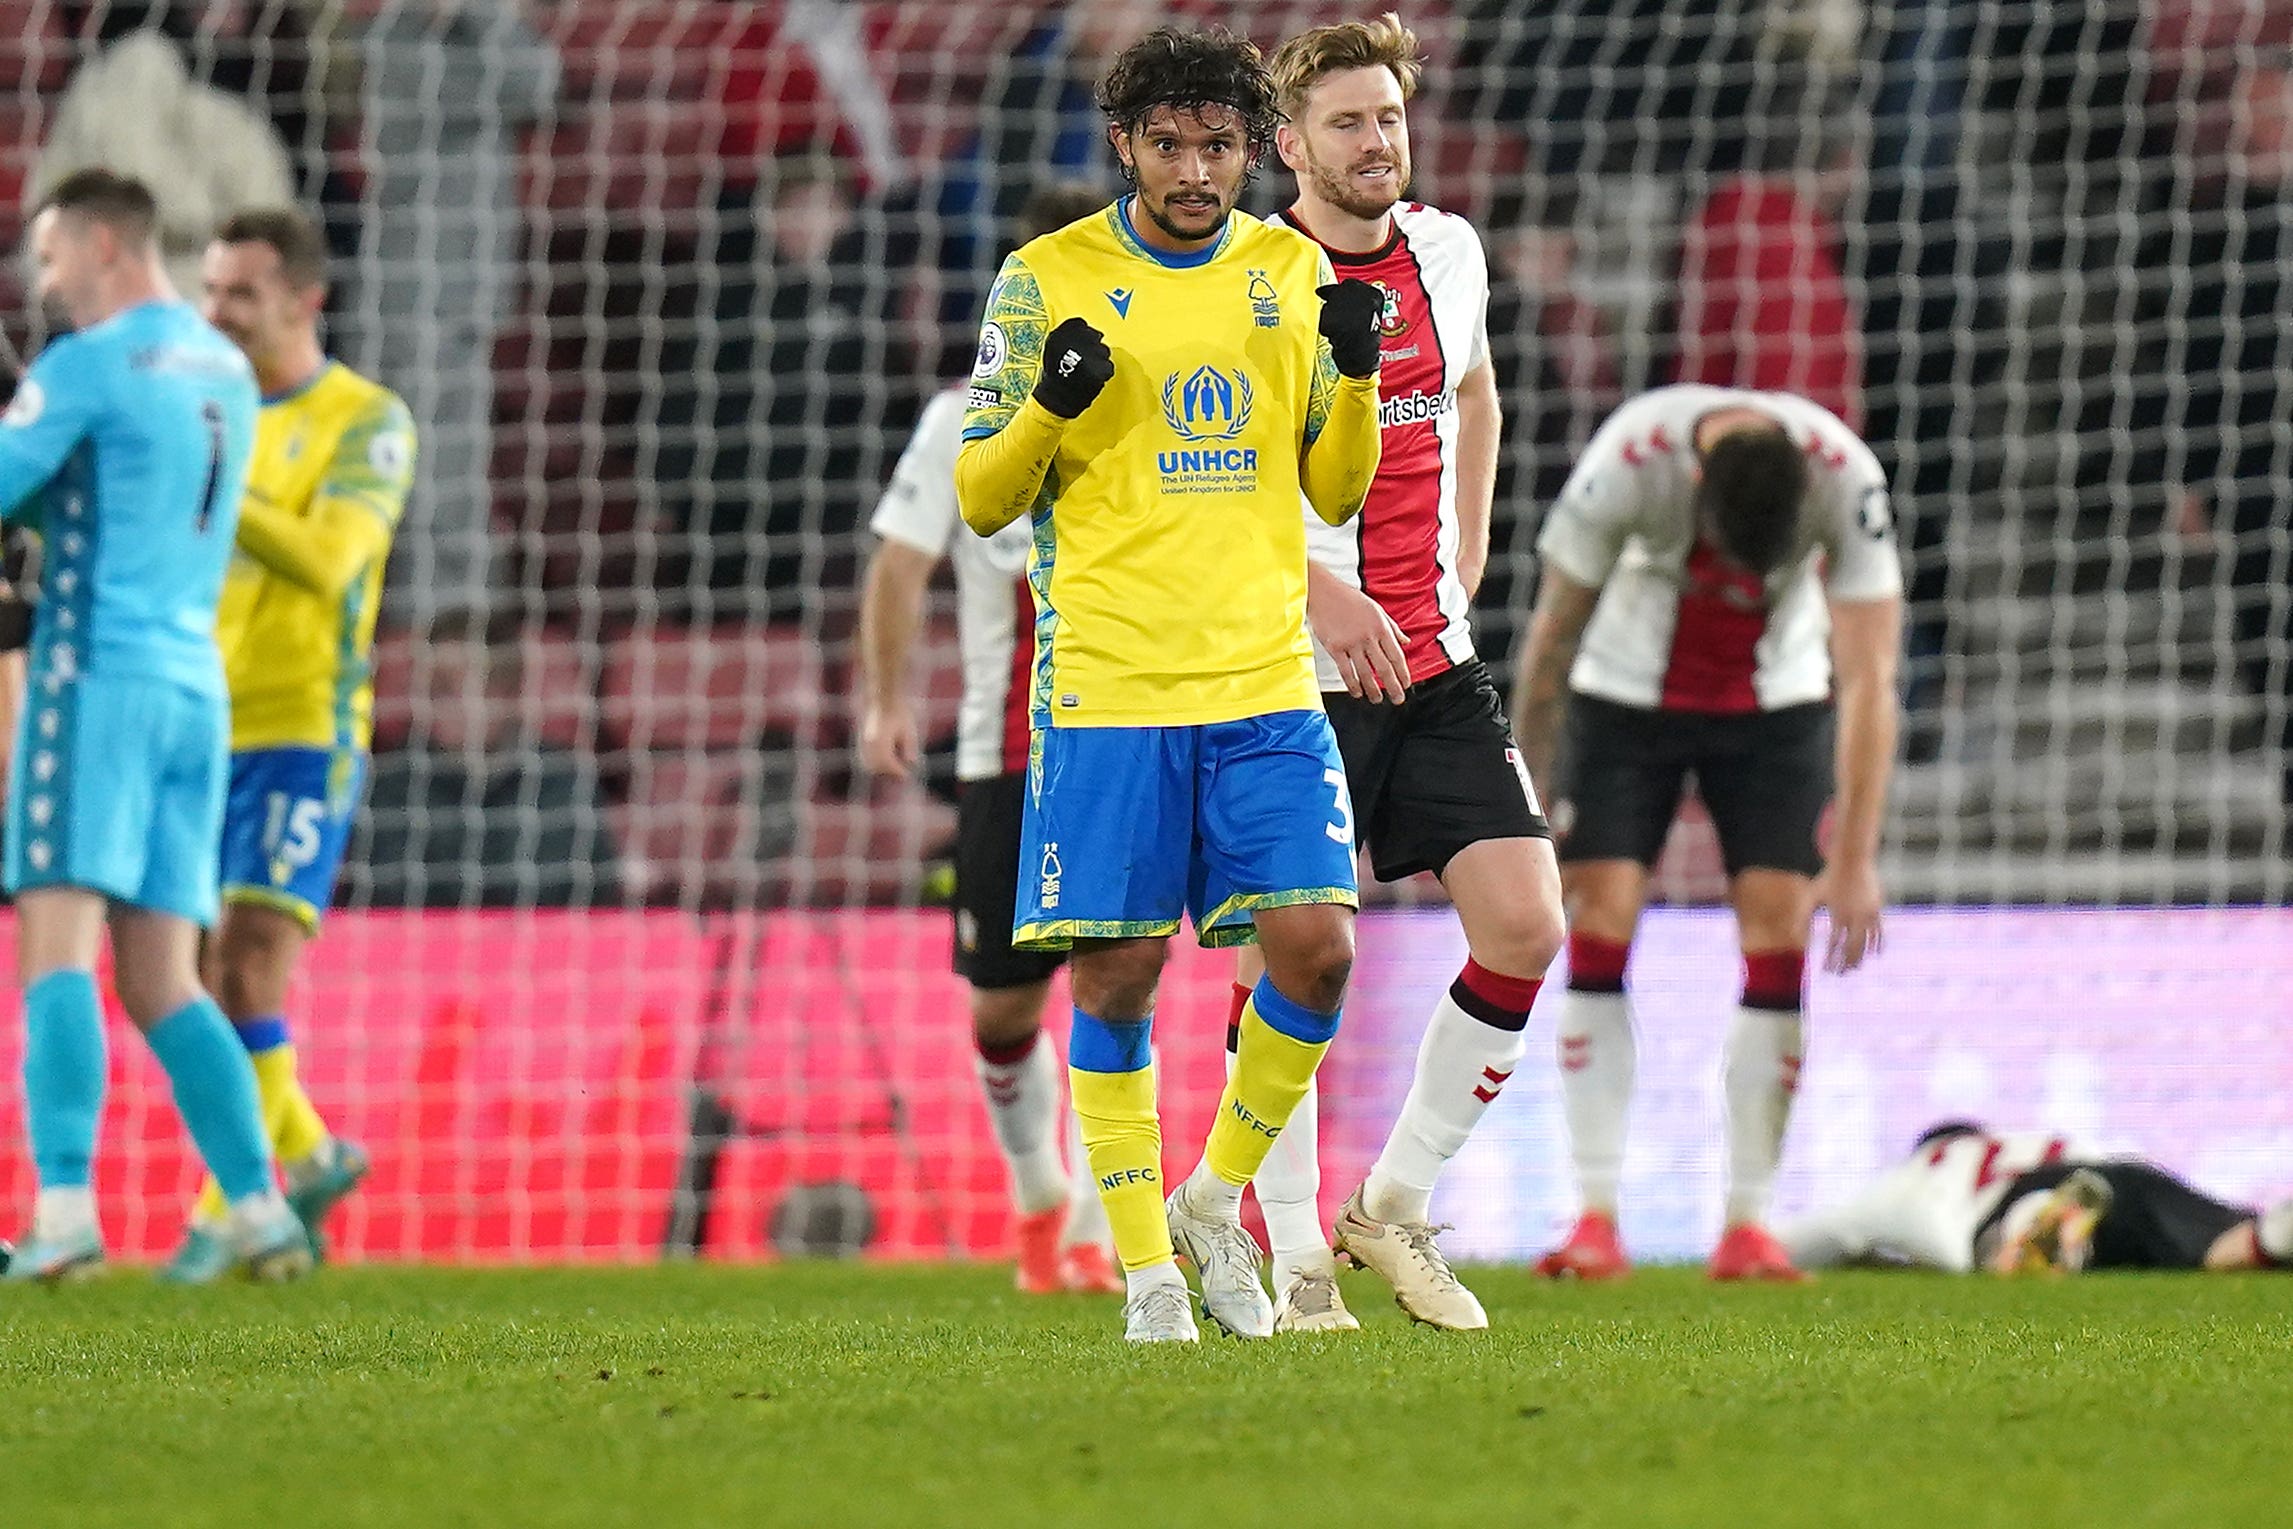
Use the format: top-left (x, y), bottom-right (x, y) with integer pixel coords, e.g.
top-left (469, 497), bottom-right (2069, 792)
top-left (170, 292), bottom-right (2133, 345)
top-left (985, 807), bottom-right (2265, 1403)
top-left (1067, 1008), bottom-right (1170, 1273)
top-left (1202, 982), bottom-right (1339, 1188)
top-left (257, 1046), bottom-right (330, 1166)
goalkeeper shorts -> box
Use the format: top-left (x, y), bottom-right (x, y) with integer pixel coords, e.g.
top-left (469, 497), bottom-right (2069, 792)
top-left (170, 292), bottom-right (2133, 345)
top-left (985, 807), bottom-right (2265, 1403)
top-left (5, 671), bottom-right (227, 925)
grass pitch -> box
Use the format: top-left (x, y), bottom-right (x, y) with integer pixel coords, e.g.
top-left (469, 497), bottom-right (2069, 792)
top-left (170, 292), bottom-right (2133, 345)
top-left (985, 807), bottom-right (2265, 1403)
top-left (2, 1262), bottom-right (2285, 1527)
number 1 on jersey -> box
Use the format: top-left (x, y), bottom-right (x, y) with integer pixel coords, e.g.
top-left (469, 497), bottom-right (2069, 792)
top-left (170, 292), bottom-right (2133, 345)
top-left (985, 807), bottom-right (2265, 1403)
top-left (196, 399), bottom-right (227, 533)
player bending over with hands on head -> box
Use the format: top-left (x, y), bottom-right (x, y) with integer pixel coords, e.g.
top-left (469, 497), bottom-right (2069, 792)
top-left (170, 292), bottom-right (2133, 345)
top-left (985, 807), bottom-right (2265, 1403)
top-left (1512, 383), bottom-right (1903, 1283)
top-left (956, 24), bottom-right (1384, 1342)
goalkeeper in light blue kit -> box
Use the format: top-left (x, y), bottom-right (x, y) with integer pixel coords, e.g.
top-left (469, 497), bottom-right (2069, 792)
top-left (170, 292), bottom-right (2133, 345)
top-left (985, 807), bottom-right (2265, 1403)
top-left (0, 170), bottom-right (310, 1282)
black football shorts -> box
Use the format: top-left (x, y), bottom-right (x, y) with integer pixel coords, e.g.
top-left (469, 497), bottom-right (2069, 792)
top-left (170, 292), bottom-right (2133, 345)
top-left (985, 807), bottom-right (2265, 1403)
top-left (1552, 694), bottom-right (1834, 878)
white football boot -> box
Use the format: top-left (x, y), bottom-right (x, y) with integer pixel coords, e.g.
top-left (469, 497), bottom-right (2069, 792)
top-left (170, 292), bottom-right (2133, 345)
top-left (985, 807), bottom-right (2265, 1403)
top-left (1331, 1186), bottom-right (1488, 1330)
top-left (1122, 1280), bottom-right (1201, 1343)
top-left (1271, 1267), bottom-right (1360, 1334)
top-left (1165, 1185), bottom-right (1274, 1339)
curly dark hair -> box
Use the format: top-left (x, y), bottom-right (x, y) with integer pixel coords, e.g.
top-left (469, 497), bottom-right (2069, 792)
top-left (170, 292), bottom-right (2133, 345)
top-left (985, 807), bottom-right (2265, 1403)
top-left (1096, 25), bottom-right (1280, 170)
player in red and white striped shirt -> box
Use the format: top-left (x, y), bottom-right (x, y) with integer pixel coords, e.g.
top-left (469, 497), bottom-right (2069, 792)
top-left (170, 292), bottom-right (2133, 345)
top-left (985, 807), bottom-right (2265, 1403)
top-left (857, 184), bottom-right (1121, 1297)
top-left (1232, 16), bottom-right (1565, 1333)
top-left (1511, 382), bottom-right (1904, 1281)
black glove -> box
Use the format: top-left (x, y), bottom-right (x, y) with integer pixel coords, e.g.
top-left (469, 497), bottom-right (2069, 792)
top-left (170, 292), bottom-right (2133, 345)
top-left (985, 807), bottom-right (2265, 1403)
top-left (1317, 279), bottom-right (1385, 379)
top-left (0, 525), bottom-right (40, 653)
top-left (1031, 316), bottom-right (1115, 420)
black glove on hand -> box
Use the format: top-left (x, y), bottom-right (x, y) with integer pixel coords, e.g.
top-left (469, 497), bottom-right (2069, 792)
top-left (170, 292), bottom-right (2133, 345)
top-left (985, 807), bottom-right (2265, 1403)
top-left (1317, 279), bottom-right (1385, 380)
top-left (1031, 316), bottom-right (1115, 420)
top-left (0, 524), bottom-right (41, 653)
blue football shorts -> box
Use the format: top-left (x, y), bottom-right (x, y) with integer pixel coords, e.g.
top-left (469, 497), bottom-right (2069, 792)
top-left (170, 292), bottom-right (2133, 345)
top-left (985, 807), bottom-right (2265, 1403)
top-left (1012, 709), bottom-right (1359, 951)
top-left (216, 746), bottom-right (369, 930)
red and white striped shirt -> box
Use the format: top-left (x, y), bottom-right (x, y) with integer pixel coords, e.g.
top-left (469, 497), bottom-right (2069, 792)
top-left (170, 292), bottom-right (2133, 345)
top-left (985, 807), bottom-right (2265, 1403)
top-left (1538, 384), bottom-right (1902, 714)
top-left (868, 387), bottom-right (1033, 781)
top-left (1284, 202), bottom-right (1490, 690)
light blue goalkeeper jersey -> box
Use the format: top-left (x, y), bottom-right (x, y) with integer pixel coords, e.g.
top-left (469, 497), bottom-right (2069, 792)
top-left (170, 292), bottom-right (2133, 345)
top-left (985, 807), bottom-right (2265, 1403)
top-left (0, 299), bottom-right (258, 696)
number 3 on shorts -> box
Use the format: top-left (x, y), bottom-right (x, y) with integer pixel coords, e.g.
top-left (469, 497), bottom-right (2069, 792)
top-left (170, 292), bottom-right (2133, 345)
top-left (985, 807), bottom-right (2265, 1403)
top-left (1324, 767), bottom-right (1355, 845)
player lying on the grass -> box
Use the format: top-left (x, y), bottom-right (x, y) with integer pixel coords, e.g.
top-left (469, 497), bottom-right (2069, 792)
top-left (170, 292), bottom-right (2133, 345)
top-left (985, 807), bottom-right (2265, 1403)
top-left (0, 170), bottom-right (308, 1283)
top-left (861, 183), bottom-right (1124, 1298)
top-left (1226, 14), bottom-right (1563, 1335)
top-left (1781, 1120), bottom-right (2293, 1276)
top-left (1511, 383), bottom-right (1903, 1283)
top-left (160, 207), bottom-right (415, 1282)
top-left (956, 25), bottom-right (1384, 1342)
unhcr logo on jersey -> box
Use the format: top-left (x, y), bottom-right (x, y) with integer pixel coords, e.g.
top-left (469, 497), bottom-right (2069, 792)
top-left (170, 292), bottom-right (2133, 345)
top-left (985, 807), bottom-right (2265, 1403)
top-left (1162, 366), bottom-right (1253, 442)
top-left (1157, 365), bottom-right (1259, 494)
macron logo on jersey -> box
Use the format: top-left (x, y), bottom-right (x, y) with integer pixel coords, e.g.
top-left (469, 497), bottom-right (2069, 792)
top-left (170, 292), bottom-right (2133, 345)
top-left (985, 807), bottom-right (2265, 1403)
top-left (1105, 288), bottom-right (1134, 319)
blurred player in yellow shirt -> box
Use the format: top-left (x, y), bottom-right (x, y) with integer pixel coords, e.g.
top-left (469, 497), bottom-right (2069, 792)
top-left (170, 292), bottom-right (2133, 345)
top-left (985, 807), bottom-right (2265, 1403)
top-left (956, 25), bottom-right (1385, 1342)
top-left (165, 208), bottom-right (416, 1281)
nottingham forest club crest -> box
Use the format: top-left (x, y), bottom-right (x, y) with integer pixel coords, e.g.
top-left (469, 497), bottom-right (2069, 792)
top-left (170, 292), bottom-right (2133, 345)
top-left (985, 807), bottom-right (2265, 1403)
top-left (1248, 269), bottom-right (1280, 328)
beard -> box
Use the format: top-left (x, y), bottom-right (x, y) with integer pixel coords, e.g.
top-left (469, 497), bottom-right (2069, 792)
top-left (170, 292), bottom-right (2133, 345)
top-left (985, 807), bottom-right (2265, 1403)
top-left (1307, 148), bottom-right (1410, 221)
top-left (1140, 186), bottom-right (1231, 243)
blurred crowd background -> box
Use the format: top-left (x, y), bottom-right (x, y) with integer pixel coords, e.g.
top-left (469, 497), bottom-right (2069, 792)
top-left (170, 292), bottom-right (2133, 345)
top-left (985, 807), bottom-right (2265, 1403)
top-left (0, 0), bottom-right (2284, 910)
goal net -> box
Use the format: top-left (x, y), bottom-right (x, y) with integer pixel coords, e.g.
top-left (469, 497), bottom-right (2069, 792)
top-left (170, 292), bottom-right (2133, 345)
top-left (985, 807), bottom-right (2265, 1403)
top-left (0, 1), bottom-right (2284, 1267)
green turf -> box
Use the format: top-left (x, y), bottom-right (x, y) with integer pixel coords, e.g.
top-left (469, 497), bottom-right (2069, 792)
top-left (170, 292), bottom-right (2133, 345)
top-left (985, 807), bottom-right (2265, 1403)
top-left (1, 1262), bottom-right (2285, 1527)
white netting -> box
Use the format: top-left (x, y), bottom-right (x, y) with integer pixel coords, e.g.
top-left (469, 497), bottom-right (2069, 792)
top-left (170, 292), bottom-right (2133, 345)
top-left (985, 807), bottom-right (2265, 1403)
top-left (0, 2), bottom-right (2285, 1265)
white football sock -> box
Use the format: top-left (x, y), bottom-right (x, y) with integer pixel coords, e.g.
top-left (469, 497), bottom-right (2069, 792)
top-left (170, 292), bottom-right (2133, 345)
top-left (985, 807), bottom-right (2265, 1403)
top-left (1181, 1159), bottom-right (1244, 1221)
top-left (1059, 1100), bottom-right (1110, 1248)
top-left (33, 1185), bottom-right (97, 1242)
top-left (1722, 1005), bottom-right (1805, 1227)
top-left (1125, 1258), bottom-right (1186, 1300)
top-left (2258, 1198), bottom-right (2293, 1263)
top-left (975, 1035), bottom-right (1067, 1216)
top-left (1252, 1076), bottom-right (1330, 1285)
top-left (1555, 988), bottom-right (1636, 1217)
top-left (1363, 992), bottom-right (1529, 1226)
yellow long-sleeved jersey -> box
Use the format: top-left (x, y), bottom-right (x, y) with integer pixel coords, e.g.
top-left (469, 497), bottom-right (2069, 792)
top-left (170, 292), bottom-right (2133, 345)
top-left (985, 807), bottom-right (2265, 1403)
top-left (956, 200), bottom-right (1381, 729)
top-left (213, 361), bottom-right (416, 751)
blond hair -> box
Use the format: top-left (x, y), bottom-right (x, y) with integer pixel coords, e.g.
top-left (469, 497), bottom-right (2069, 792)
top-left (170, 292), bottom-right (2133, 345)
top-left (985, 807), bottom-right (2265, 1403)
top-left (1269, 12), bottom-right (1423, 119)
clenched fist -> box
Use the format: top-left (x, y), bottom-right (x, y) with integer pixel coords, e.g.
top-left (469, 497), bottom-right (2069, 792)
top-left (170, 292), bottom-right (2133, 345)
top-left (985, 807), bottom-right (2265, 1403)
top-left (1316, 279), bottom-right (1384, 379)
top-left (1032, 317), bottom-right (1115, 419)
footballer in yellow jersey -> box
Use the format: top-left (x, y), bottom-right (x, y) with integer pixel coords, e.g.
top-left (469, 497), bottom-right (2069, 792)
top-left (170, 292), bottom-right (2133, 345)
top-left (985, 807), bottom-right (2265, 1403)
top-left (953, 27), bottom-right (1385, 1343)
top-left (163, 209), bottom-right (412, 1279)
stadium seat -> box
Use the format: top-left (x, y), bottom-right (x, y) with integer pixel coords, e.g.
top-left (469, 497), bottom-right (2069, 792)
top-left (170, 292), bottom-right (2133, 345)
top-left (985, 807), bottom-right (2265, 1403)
top-left (608, 747), bottom-right (804, 907)
top-left (369, 629), bottom-right (419, 753)
top-left (0, 98), bottom-right (46, 247)
top-left (0, 1), bottom-right (69, 96)
top-left (523, 628), bottom-right (598, 752)
top-left (543, 0), bottom-right (725, 103)
top-left (795, 778), bottom-right (957, 906)
top-left (601, 624), bottom-right (827, 754)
